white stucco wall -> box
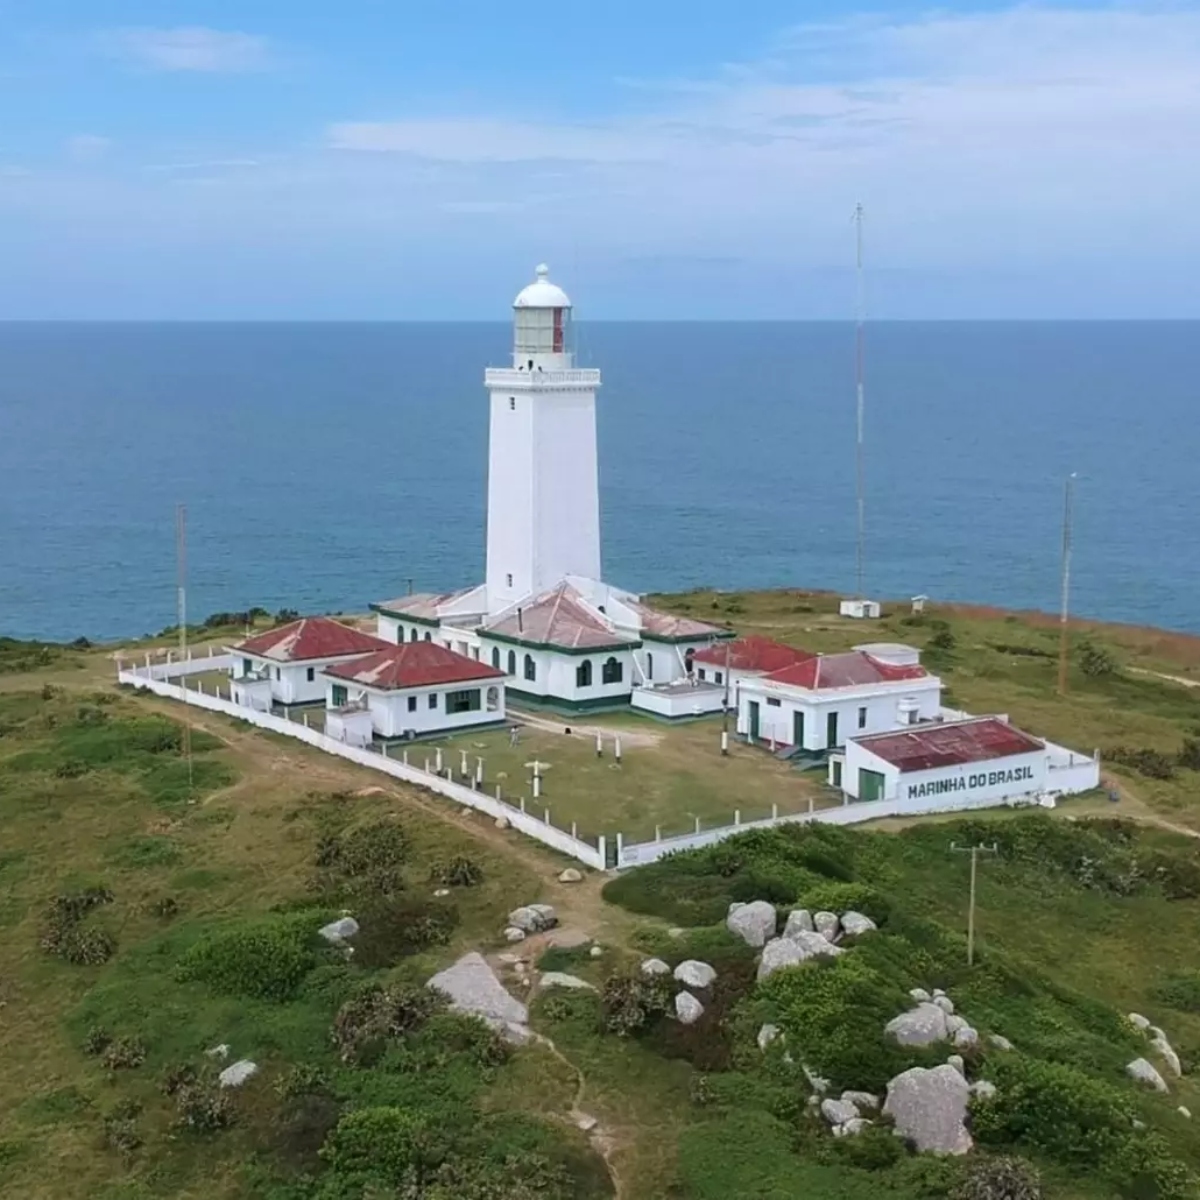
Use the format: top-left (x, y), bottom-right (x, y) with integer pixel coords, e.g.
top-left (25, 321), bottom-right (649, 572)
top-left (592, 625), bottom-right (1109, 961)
top-left (630, 685), bottom-right (726, 719)
top-left (737, 677), bottom-right (943, 749)
top-left (634, 640), bottom-right (712, 686)
top-left (324, 678), bottom-right (505, 738)
top-left (481, 639), bottom-right (633, 706)
top-left (233, 651), bottom-right (379, 706)
top-left (843, 739), bottom-right (1049, 804)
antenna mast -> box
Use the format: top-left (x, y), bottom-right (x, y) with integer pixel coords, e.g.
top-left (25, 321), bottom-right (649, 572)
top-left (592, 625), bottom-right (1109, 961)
top-left (1057, 473), bottom-right (1076, 696)
top-left (176, 504), bottom-right (194, 793)
top-left (854, 202), bottom-right (866, 600)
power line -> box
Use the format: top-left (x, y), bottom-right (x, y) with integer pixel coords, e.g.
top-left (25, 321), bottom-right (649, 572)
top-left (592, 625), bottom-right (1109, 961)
top-left (950, 841), bottom-right (998, 966)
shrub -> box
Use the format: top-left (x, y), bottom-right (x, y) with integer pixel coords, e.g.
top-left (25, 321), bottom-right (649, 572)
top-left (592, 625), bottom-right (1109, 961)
top-left (274, 1091), bottom-right (341, 1173)
top-left (828, 1123), bottom-right (907, 1172)
top-left (952, 1155), bottom-right (1042, 1200)
top-left (798, 881), bottom-right (891, 926)
top-left (601, 970), bottom-right (672, 1036)
top-left (273, 1062), bottom-right (331, 1100)
top-left (537, 944), bottom-right (593, 974)
top-left (320, 1106), bottom-right (446, 1184)
top-left (102, 1110), bottom-right (142, 1156)
top-left (82, 1026), bottom-right (112, 1057)
top-left (650, 957), bottom-right (758, 1071)
top-left (1078, 641), bottom-right (1118, 678)
top-left (758, 956), bottom-right (913, 1093)
top-left (332, 982), bottom-right (446, 1064)
top-left (176, 913), bottom-right (324, 1000)
top-left (173, 1076), bottom-right (235, 1133)
top-left (100, 1036), bottom-right (146, 1071)
top-left (41, 888), bottom-right (117, 965)
top-left (930, 627), bottom-right (957, 651)
top-left (1152, 970), bottom-right (1200, 1014)
top-left (318, 819), bottom-right (409, 878)
top-left (1179, 737), bottom-right (1200, 771)
top-left (350, 899), bottom-right (458, 968)
top-left (1105, 746), bottom-right (1176, 780)
top-left (149, 895), bottom-right (179, 919)
top-left (430, 855), bottom-right (484, 888)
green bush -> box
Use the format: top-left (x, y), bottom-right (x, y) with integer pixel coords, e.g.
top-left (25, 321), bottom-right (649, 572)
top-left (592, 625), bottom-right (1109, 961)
top-left (798, 881), bottom-right (891, 926)
top-left (274, 1063), bottom-right (331, 1100)
top-left (1078, 641), bottom-right (1118, 678)
top-left (320, 1106), bottom-right (446, 1185)
top-left (332, 982), bottom-right (447, 1064)
top-left (349, 898), bottom-right (459, 968)
top-left (176, 913), bottom-right (326, 1000)
top-left (601, 970), bottom-right (672, 1036)
top-left (758, 955), bottom-right (914, 1092)
top-left (952, 1155), bottom-right (1041, 1200)
top-left (429, 855), bottom-right (484, 888)
top-left (100, 1036), bottom-right (146, 1070)
top-left (1178, 737), bottom-right (1200, 771)
top-left (1106, 746), bottom-right (1177, 780)
top-left (537, 943), bottom-right (594, 974)
top-left (1152, 970), bottom-right (1200, 1014)
top-left (313, 819), bottom-right (410, 899)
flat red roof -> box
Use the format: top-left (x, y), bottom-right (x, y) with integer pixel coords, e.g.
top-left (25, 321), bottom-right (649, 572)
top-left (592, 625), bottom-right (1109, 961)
top-left (855, 717), bottom-right (1044, 772)
top-left (692, 635), bottom-right (813, 673)
top-left (766, 651), bottom-right (927, 691)
top-left (324, 642), bottom-right (504, 691)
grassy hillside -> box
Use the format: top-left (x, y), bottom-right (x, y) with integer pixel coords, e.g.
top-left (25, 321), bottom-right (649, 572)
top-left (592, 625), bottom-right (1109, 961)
top-left (2, 589), bottom-right (1200, 1200)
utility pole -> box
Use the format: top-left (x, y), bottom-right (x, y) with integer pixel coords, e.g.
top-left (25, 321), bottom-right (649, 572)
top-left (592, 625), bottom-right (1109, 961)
top-left (950, 841), bottom-right (998, 966)
top-left (176, 505), bottom-right (194, 794)
top-left (1057, 473), bottom-right (1077, 696)
top-left (853, 201), bottom-right (866, 601)
top-left (721, 637), bottom-right (732, 755)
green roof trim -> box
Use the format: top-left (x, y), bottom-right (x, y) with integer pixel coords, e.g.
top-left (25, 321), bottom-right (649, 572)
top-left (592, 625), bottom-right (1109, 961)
top-left (369, 603), bottom-right (442, 627)
top-left (641, 628), bottom-right (735, 645)
top-left (480, 630), bottom-right (641, 656)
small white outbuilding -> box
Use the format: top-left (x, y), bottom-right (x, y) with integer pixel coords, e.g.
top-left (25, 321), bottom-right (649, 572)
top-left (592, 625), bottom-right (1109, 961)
top-left (322, 641), bottom-right (507, 743)
top-left (228, 616), bottom-right (389, 709)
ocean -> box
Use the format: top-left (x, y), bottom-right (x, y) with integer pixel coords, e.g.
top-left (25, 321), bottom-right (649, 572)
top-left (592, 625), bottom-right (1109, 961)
top-left (0, 321), bottom-right (1197, 643)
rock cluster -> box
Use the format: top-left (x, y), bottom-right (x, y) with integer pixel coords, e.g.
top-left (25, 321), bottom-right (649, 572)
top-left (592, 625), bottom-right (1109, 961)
top-left (218, 1060), bottom-right (258, 1089)
top-left (674, 959), bottom-right (717, 990)
top-left (507, 903), bottom-right (558, 934)
top-left (726, 900), bottom-right (777, 948)
top-left (318, 916), bottom-right (359, 944)
top-left (884, 988), bottom-right (992, 1051)
top-left (1127, 1057), bottom-right (1169, 1092)
top-left (539, 971), bottom-right (595, 992)
top-left (675, 992), bottom-right (704, 1025)
top-left (640, 957), bottom-right (671, 978)
top-left (818, 1090), bottom-right (879, 1137)
top-left (1128, 1012), bottom-right (1184, 1082)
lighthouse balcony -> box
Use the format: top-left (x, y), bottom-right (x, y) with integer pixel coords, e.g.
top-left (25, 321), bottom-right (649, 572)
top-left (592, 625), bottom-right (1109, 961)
top-left (485, 367), bottom-right (601, 390)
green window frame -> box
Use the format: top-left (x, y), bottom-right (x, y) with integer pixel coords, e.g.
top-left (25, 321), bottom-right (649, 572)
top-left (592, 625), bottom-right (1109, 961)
top-left (576, 659), bottom-right (592, 688)
top-left (446, 689), bottom-right (481, 715)
top-left (331, 684), bottom-right (348, 707)
top-left (601, 656), bottom-right (623, 684)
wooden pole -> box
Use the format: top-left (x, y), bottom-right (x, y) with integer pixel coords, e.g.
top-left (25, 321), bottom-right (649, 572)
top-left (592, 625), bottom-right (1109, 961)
top-left (951, 842), bottom-right (998, 966)
top-left (1057, 473), bottom-right (1076, 696)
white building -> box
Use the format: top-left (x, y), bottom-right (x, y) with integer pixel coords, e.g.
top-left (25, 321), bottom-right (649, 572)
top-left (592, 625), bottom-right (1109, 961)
top-left (228, 616), bottom-right (389, 710)
top-left (833, 715), bottom-right (1100, 804)
top-left (323, 642), bottom-right (506, 746)
top-left (734, 642), bottom-right (942, 752)
top-left (370, 265), bottom-right (728, 713)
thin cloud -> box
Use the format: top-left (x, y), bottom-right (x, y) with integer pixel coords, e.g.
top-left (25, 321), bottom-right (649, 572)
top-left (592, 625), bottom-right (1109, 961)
top-left (66, 135), bottom-right (112, 163)
top-left (144, 159), bottom-right (263, 174)
top-left (107, 27), bottom-right (269, 73)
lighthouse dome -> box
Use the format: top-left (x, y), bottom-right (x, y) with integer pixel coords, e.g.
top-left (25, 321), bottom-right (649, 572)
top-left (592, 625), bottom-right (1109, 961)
top-left (514, 264), bottom-right (571, 309)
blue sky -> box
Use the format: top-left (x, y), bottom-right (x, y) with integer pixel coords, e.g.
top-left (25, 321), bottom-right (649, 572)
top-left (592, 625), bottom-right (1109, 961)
top-left (1, 2), bottom-right (1198, 318)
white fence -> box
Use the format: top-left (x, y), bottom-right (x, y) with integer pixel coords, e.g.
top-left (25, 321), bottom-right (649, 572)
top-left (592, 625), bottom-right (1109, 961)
top-left (116, 660), bottom-right (606, 870)
top-left (614, 789), bottom-right (1048, 868)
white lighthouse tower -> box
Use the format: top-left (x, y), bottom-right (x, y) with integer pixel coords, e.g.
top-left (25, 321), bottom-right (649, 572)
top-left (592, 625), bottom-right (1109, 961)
top-left (484, 265), bottom-right (602, 614)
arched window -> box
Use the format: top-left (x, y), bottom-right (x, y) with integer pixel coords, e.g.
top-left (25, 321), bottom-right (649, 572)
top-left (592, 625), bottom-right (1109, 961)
top-left (409, 627), bottom-right (419, 642)
top-left (524, 654), bottom-right (536, 682)
top-left (507, 649), bottom-right (516, 676)
top-left (491, 647), bottom-right (501, 669)
top-left (424, 631), bottom-right (432, 642)
top-left (602, 656), bottom-right (623, 684)
top-left (576, 659), bottom-right (592, 688)
top-left (486, 686), bottom-right (500, 712)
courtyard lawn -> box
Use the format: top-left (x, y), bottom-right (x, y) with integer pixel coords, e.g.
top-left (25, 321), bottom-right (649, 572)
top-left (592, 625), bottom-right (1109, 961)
top-left (439, 714), bottom-right (835, 843)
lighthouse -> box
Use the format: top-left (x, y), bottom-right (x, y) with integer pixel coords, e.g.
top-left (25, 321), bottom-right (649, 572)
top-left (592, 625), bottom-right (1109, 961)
top-left (484, 265), bottom-right (602, 614)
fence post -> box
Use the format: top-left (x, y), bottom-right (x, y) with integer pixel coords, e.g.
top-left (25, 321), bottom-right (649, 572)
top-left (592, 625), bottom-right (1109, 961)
top-left (303, 711), bottom-right (310, 728)
top-left (402, 748), bottom-right (409, 766)
top-left (197, 680), bottom-right (204, 695)
top-left (655, 825), bottom-right (661, 842)
top-left (808, 797), bottom-right (814, 814)
top-left (435, 748), bottom-right (443, 773)
top-left (694, 816), bottom-right (701, 834)
top-left (381, 741), bottom-right (388, 757)
top-left (598, 835), bottom-right (606, 868)
top-left (520, 797), bottom-right (526, 814)
top-left (571, 821), bottom-right (577, 839)
top-left (495, 784), bottom-right (502, 801)
top-left (616, 832), bottom-right (623, 864)
top-left (734, 809), bottom-right (741, 826)
top-left (772, 803), bottom-right (778, 820)
top-left (543, 808), bottom-right (550, 824)
top-left (167, 650), bottom-right (173, 665)
top-left (424, 757), bottom-right (431, 774)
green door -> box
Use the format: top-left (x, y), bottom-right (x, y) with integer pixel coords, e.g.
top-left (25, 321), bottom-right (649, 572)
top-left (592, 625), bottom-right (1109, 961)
top-left (832, 759), bottom-right (843, 788)
top-left (826, 711), bottom-right (839, 747)
top-left (748, 701), bottom-right (760, 741)
top-left (792, 710), bottom-right (805, 748)
top-left (859, 768), bottom-right (885, 801)
top-left (331, 684), bottom-right (348, 708)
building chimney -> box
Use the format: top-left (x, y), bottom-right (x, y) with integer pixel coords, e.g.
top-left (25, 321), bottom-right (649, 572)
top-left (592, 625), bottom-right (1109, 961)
top-left (517, 608), bottom-right (524, 633)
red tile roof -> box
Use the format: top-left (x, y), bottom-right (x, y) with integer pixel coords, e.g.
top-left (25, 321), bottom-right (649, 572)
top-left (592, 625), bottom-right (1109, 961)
top-left (766, 651), bottom-right (928, 691)
top-left (324, 642), bottom-right (505, 690)
top-left (692, 635), bottom-right (814, 673)
top-left (234, 617), bottom-right (389, 663)
top-left (855, 717), bottom-right (1044, 772)
top-left (484, 583), bottom-right (632, 650)
top-left (632, 602), bottom-right (726, 641)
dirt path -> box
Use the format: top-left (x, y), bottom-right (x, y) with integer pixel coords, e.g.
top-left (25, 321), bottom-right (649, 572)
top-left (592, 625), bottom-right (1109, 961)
top-left (1130, 667), bottom-right (1200, 689)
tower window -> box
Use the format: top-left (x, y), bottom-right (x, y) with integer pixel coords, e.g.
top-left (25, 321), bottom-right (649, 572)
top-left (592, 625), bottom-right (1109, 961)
top-left (602, 657), bottom-right (623, 685)
top-left (506, 573), bottom-right (513, 587)
top-left (524, 654), bottom-right (536, 682)
top-left (509, 397), bottom-right (516, 411)
top-left (507, 649), bottom-right (516, 675)
top-left (576, 659), bottom-right (592, 688)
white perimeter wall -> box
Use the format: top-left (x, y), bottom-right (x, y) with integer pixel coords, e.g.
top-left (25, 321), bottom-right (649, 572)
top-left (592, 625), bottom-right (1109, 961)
top-left (119, 658), bottom-right (603, 869)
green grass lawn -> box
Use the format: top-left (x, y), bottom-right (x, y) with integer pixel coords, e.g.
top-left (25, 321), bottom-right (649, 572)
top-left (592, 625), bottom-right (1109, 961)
top-left (438, 716), bottom-right (834, 842)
